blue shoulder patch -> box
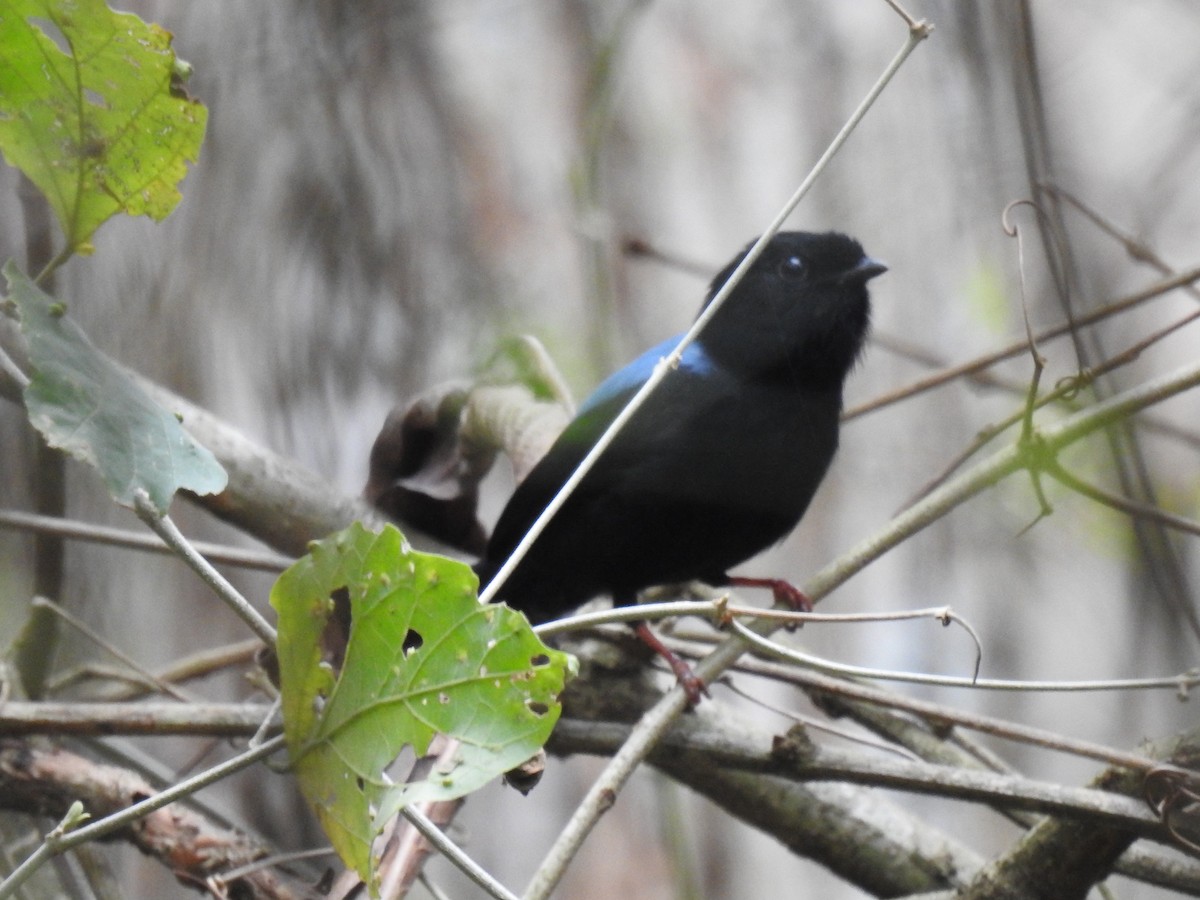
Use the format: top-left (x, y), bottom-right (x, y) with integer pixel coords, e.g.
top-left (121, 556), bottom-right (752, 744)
top-left (578, 335), bottom-right (716, 415)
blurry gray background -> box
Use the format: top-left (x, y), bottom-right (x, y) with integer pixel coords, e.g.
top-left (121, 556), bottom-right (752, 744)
top-left (2, 1), bottom-right (1200, 897)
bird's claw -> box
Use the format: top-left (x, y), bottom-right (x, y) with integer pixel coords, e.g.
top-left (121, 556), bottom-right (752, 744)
top-left (633, 621), bottom-right (709, 706)
top-left (769, 579), bottom-right (812, 613)
top-left (726, 576), bottom-right (812, 612)
top-left (670, 661), bottom-right (710, 707)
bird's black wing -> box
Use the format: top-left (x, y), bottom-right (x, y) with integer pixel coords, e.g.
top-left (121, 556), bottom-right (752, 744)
top-left (480, 381), bottom-right (637, 584)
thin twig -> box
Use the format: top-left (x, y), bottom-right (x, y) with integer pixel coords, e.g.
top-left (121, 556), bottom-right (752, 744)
top-left (0, 735), bottom-right (286, 899)
top-left (658, 644), bottom-right (1200, 893)
top-left (0, 344), bottom-right (30, 391)
top-left (519, 12), bottom-right (933, 897)
top-left (0, 701), bottom-right (277, 736)
top-left (1002, 200), bottom-right (1050, 447)
top-left (83, 735), bottom-right (255, 834)
top-left (399, 806), bottom-right (520, 900)
top-left (132, 491), bottom-right (277, 644)
top-left (619, 242), bottom-right (1200, 453)
top-left (726, 620), bottom-right (1200, 698)
top-left (539, 597), bottom-right (978, 641)
top-left (213, 846), bottom-right (337, 892)
top-left (1045, 183), bottom-right (1200, 302)
top-left (250, 696), bottom-right (282, 748)
top-left (521, 688), bottom-right (691, 900)
top-left (418, 873), bottom-right (456, 900)
top-left (548, 719), bottom-right (1167, 836)
top-left (1047, 464), bottom-right (1200, 539)
top-left (49, 639), bottom-right (262, 701)
top-left (484, 10), bottom-right (930, 613)
top-left (621, 236), bottom-right (712, 277)
top-left (0, 509), bottom-right (293, 572)
top-left (666, 631), bottom-right (1200, 698)
top-left (30, 598), bottom-right (194, 702)
top-left (719, 677), bottom-right (924, 761)
top-left (544, 597), bottom-right (989, 684)
top-left (810, 356), bottom-right (1200, 617)
top-left (1003, 200), bottom-right (1056, 531)
top-left (844, 265), bottom-right (1200, 421)
top-left (534, 600), bottom-right (725, 637)
top-left (899, 299), bottom-right (1200, 510)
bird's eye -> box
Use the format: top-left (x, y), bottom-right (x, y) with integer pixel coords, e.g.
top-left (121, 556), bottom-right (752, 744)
top-left (777, 255), bottom-right (806, 279)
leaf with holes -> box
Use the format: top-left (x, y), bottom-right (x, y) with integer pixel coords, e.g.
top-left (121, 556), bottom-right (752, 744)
top-left (0, 0), bottom-right (207, 254)
top-left (4, 262), bottom-right (227, 512)
top-left (271, 522), bottom-right (575, 883)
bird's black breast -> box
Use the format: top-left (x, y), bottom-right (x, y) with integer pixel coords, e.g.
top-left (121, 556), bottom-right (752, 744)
top-left (607, 366), bottom-right (838, 528)
top-left (477, 364), bottom-right (842, 622)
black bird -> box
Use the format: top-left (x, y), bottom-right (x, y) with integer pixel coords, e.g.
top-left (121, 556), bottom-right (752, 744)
top-left (474, 231), bottom-right (885, 700)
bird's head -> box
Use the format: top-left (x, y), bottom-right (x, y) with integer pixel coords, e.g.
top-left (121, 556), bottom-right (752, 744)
top-left (699, 231), bottom-right (886, 387)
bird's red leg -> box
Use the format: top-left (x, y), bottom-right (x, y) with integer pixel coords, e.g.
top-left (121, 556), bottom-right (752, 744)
top-left (632, 621), bottom-right (709, 705)
top-left (724, 576), bottom-right (813, 612)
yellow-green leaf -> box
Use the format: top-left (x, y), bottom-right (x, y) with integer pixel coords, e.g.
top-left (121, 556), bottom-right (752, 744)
top-left (0, 0), bottom-right (207, 253)
top-left (271, 523), bottom-right (575, 883)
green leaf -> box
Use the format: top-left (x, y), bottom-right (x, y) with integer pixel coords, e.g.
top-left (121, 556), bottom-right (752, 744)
top-left (271, 522), bottom-right (575, 883)
top-left (4, 261), bottom-right (227, 511)
top-left (0, 0), bottom-right (207, 254)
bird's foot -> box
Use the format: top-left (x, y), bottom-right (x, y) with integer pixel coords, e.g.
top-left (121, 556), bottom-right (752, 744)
top-left (725, 576), bottom-right (813, 612)
top-left (725, 576), bottom-right (812, 630)
top-left (632, 622), bottom-right (709, 706)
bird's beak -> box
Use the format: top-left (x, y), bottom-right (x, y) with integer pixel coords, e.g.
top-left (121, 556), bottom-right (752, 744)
top-left (842, 256), bottom-right (888, 285)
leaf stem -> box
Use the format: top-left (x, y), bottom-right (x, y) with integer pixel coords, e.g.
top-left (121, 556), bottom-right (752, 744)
top-left (33, 246), bottom-right (75, 287)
